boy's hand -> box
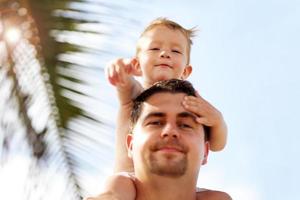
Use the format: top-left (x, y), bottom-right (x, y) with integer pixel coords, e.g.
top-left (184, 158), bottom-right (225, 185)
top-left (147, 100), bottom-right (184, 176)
top-left (105, 58), bottom-right (140, 88)
top-left (183, 92), bottom-right (227, 151)
top-left (182, 92), bottom-right (223, 127)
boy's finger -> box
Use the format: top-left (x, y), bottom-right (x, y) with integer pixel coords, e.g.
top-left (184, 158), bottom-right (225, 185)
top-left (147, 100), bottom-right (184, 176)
top-left (118, 68), bottom-right (128, 86)
top-left (196, 117), bottom-right (211, 126)
top-left (123, 58), bottom-right (132, 74)
top-left (111, 65), bottom-right (125, 86)
top-left (105, 63), bottom-right (113, 80)
top-left (183, 96), bottom-right (206, 108)
top-left (123, 58), bottom-right (133, 66)
top-left (112, 65), bottom-right (122, 84)
top-left (183, 101), bottom-right (206, 116)
top-left (188, 95), bottom-right (213, 111)
top-left (122, 58), bottom-right (136, 74)
top-left (108, 76), bottom-right (116, 85)
top-left (185, 95), bottom-right (202, 102)
top-left (107, 66), bottom-right (117, 85)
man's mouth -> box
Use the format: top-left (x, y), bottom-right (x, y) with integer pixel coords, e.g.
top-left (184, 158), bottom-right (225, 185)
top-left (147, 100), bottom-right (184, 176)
top-left (155, 144), bottom-right (187, 154)
top-left (150, 140), bottom-right (188, 154)
top-left (158, 146), bottom-right (184, 153)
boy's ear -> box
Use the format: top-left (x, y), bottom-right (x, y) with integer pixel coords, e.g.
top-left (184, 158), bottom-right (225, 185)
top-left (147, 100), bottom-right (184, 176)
top-left (181, 65), bottom-right (192, 79)
top-left (201, 141), bottom-right (209, 165)
top-left (131, 58), bottom-right (142, 76)
top-left (126, 133), bottom-right (134, 158)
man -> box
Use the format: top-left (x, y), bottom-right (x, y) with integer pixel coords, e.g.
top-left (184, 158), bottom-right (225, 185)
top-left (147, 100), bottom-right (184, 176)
top-left (88, 79), bottom-right (231, 200)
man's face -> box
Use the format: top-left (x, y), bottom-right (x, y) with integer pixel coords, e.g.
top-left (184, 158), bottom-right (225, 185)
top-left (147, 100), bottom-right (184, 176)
top-left (127, 92), bottom-right (209, 178)
top-left (136, 25), bottom-right (192, 86)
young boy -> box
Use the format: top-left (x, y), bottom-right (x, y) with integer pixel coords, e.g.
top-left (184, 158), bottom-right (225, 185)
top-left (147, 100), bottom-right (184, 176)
top-left (88, 18), bottom-right (228, 199)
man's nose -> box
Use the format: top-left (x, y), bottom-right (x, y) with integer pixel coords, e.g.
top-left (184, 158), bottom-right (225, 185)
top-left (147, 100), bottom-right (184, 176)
top-left (161, 123), bottom-right (179, 138)
top-left (160, 50), bottom-right (170, 58)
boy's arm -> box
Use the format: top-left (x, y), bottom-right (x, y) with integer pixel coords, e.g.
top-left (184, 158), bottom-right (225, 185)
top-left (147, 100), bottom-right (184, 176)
top-left (114, 103), bottom-right (134, 172)
top-left (106, 58), bottom-right (143, 172)
top-left (114, 81), bottom-right (142, 172)
top-left (182, 93), bottom-right (227, 151)
top-left (85, 173), bottom-right (136, 200)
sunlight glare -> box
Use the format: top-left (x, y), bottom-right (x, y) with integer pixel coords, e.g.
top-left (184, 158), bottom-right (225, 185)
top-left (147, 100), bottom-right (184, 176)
top-left (4, 27), bottom-right (21, 44)
top-left (0, 155), bottom-right (29, 200)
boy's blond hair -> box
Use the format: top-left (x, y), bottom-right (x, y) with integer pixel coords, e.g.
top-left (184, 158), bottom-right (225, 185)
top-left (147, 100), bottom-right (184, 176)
top-left (136, 17), bottom-right (196, 64)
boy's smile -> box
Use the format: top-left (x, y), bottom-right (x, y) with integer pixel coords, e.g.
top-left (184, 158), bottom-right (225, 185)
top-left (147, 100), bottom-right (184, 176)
top-left (155, 63), bottom-right (172, 68)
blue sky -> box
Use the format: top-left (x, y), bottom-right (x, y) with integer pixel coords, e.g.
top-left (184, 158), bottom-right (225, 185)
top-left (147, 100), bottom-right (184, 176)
top-left (123, 0), bottom-right (300, 199)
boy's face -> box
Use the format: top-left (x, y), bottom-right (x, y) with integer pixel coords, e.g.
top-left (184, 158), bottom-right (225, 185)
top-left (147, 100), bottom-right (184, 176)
top-left (136, 25), bottom-right (192, 86)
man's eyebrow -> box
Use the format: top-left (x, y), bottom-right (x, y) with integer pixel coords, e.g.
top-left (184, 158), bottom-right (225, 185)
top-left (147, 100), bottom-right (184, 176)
top-left (177, 112), bottom-right (197, 121)
top-left (143, 112), bottom-right (165, 120)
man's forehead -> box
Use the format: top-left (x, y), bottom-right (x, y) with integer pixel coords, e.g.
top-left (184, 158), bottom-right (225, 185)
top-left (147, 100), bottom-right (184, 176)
top-left (146, 92), bottom-right (184, 103)
top-left (140, 92), bottom-right (187, 115)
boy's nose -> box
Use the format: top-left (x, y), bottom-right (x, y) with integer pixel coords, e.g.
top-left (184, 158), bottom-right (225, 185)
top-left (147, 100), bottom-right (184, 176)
top-left (160, 50), bottom-right (170, 58)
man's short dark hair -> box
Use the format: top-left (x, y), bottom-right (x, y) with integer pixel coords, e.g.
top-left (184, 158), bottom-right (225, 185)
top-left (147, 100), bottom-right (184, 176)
top-left (130, 79), bottom-right (209, 140)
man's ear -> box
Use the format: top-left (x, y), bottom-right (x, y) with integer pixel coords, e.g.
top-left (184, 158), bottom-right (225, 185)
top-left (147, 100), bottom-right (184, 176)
top-left (181, 65), bottom-right (192, 79)
top-left (131, 58), bottom-right (142, 76)
top-left (201, 141), bottom-right (210, 165)
top-left (126, 133), bottom-right (134, 158)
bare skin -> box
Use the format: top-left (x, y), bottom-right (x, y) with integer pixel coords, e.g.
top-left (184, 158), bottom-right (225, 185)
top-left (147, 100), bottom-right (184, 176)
top-left (86, 173), bottom-right (232, 200)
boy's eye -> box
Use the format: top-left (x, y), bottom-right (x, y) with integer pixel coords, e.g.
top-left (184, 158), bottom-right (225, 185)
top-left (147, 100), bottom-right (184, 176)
top-left (150, 48), bottom-right (160, 51)
top-left (172, 49), bottom-right (181, 54)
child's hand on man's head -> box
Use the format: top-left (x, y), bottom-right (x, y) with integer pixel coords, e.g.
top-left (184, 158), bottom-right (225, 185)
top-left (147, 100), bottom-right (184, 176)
top-left (105, 58), bottom-right (140, 87)
top-left (182, 91), bottom-right (227, 151)
top-left (182, 91), bottom-right (223, 127)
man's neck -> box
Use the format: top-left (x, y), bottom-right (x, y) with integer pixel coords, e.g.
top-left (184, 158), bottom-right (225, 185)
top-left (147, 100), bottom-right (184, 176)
top-left (134, 174), bottom-right (197, 200)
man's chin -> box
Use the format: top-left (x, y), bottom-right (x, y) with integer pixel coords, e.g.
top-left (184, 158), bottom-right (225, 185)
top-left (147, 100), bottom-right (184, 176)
top-left (150, 165), bottom-right (186, 177)
top-left (148, 155), bottom-right (187, 177)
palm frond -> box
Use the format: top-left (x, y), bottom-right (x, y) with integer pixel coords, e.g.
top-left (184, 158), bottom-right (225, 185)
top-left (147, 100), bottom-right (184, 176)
top-left (1, 0), bottom-right (144, 199)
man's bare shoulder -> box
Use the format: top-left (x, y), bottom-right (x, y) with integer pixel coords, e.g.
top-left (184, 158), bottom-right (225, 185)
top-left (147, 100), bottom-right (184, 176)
top-left (197, 189), bottom-right (232, 200)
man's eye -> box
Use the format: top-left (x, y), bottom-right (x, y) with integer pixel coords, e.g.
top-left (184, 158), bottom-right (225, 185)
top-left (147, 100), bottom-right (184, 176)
top-left (179, 123), bottom-right (193, 129)
top-left (147, 121), bottom-right (162, 126)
